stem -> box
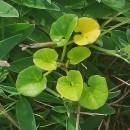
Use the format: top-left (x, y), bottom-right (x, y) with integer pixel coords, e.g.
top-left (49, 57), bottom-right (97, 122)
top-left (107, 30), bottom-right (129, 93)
top-left (20, 42), bottom-right (55, 50)
top-left (43, 71), bottom-right (52, 76)
top-left (25, 49), bottom-right (34, 55)
top-left (101, 8), bottom-right (130, 28)
top-left (76, 104), bottom-right (80, 130)
top-left (89, 45), bottom-right (116, 55)
top-left (0, 104), bottom-right (19, 129)
top-left (61, 45), bottom-right (67, 61)
top-left (100, 18), bottom-right (130, 37)
top-left (68, 40), bottom-right (74, 45)
top-left (45, 87), bottom-right (60, 97)
top-left (65, 60), bottom-right (70, 68)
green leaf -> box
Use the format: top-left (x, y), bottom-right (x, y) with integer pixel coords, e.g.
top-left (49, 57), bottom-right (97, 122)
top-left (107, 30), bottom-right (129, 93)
top-left (34, 92), bottom-right (61, 104)
top-left (81, 115), bottom-right (104, 130)
top-left (96, 0), bottom-right (102, 2)
top-left (16, 98), bottom-right (36, 130)
top-left (66, 114), bottom-right (81, 130)
top-left (111, 30), bottom-right (127, 48)
top-left (66, 0), bottom-right (87, 9)
top-left (108, 90), bottom-right (121, 99)
top-left (67, 46), bottom-right (91, 65)
top-left (16, 66), bottom-right (47, 97)
top-left (86, 104), bottom-right (115, 115)
top-left (33, 48), bottom-right (58, 71)
top-left (126, 30), bottom-right (130, 43)
top-left (56, 70), bottom-right (83, 101)
top-left (79, 75), bottom-right (108, 110)
top-left (11, 0), bottom-right (60, 11)
top-left (50, 14), bottom-right (78, 46)
top-left (0, 1), bottom-right (19, 17)
top-left (84, 3), bottom-right (115, 18)
top-left (0, 35), bottom-right (22, 59)
top-left (66, 115), bottom-right (76, 130)
top-left (102, 0), bottom-right (125, 10)
top-left (32, 9), bottom-right (55, 30)
top-left (0, 88), bottom-right (7, 98)
top-left (47, 0), bottom-right (51, 4)
top-left (0, 23), bottom-right (35, 41)
top-left (0, 67), bottom-right (8, 83)
top-left (1, 86), bottom-right (18, 94)
top-left (10, 57), bottom-right (34, 73)
top-left (52, 106), bottom-right (67, 113)
top-left (102, 36), bottom-right (116, 50)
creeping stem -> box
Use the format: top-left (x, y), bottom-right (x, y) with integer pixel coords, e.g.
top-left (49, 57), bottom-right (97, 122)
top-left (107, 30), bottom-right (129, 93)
top-left (61, 45), bottom-right (67, 61)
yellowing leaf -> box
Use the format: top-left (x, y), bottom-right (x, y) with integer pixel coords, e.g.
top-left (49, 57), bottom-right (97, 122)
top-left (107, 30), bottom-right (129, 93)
top-left (74, 17), bottom-right (100, 45)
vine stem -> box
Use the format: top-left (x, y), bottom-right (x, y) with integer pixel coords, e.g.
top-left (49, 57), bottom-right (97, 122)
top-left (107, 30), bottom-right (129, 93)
top-left (89, 45), bottom-right (116, 55)
top-left (45, 87), bottom-right (60, 97)
top-left (101, 8), bottom-right (130, 28)
top-left (76, 103), bottom-right (80, 130)
top-left (61, 45), bottom-right (67, 61)
top-left (100, 18), bottom-right (130, 37)
top-left (43, 70), bottom-right (52, 77)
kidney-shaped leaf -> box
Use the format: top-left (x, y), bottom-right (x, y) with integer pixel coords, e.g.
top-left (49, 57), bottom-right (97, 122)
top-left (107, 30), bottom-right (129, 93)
top-left (33, 48), bottom-right (58, 70)
top-left (11, 0), bottom-right (59, 11)
top-left (79, 75), bottom-right (108, 110)
top-left (56, 70), bottom-right (83, 101)
top-left (67, 46), bottom-right (91, 65)
top-left (16, 66), bottom-right (47, 97)
top-left (16, 98), bottom-right (36, 130)
top-left (0, 1), bottom-right (19, 17)
top-left (50, 14), bottom-right (78, 46)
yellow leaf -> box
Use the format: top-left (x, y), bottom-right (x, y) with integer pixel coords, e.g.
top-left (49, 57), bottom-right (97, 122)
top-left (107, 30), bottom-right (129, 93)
top-left (74, 17), bottom-right (100, 45)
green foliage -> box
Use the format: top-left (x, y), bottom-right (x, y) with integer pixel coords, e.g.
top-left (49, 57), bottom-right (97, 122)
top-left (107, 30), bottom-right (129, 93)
top-left (16, 98), bottom-right (36, 130)
top-left (10, 57), bottom-right (34, 73)
top-left (11, 0), bottom-right (60, 10)
top-left (108, 90), bottom-right (121, 99)
top-left (16, 66), bottom-right (47, 97)
top-left (56, 70), bottom-right (83, 101)
top-left (50, 14), bottom-right (78, 46)
top-left (67, 47), bottom-right (91, 65)
top-left (0, 35), bottom-right (21, 59)
top-left (0, 0), bottom-right (130, 130)
top-left (66, 115), bottom-right (78, 130)
top-left (102, 0), bottom-right (125, 10)
top-left (0, 1), bottom-right (19, 17)
top-left (33, 48), bottom-right (58, 70)
top-left (0, 23), bottom-right (35, 40)
top-left (79, 76), bottom-right (108, 110)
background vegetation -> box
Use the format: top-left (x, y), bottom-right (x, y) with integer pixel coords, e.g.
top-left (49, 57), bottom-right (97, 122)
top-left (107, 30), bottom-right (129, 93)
top-left (0, 0), bottom-right (130, 130)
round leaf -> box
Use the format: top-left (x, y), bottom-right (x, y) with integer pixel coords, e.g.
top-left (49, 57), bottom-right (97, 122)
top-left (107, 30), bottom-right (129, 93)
top-left (56, 70), bottom-right (83, 101)
top-left (67, 46), bottom-right (91, 64)
top-left (33, 48), bottom-right (58, 70)
top-left (79, 75), bottom-right (108, 110)
top-left (50, 14), bottom-right (78, 46)
top-left (16, 66), bottom-right (47, 97)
